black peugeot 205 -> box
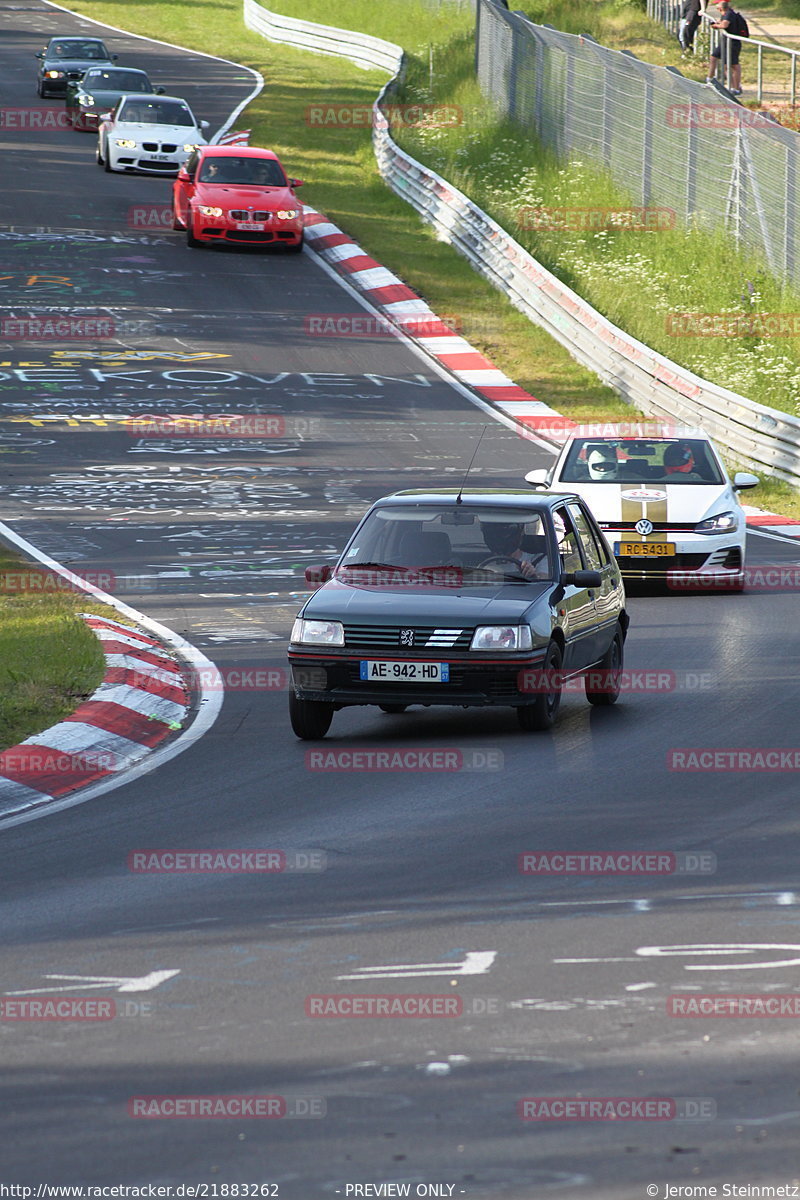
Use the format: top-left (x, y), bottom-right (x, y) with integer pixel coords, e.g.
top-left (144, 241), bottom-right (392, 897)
top-left (288, 490), bottom-right (629, 738)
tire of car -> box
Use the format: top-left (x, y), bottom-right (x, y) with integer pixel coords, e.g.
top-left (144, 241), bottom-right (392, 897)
top-left (96, 143), bottom-right (103, 165)
top-left (517, 640), bottom-right (563, 731)
top-left (171, 207), bottom-right (184, 231)
top-left (289, 691), bottom-right (334, 740)
top-left (186, 210), bottom-right (201, 247)
top-left (379, 704), bottom-right (408, 714)
top-left (287, 231), bottom-right (304, 254)
top-left (103, 144), bottom-right (113, 172)
top-left (585, 623), bottom-right (624, 706)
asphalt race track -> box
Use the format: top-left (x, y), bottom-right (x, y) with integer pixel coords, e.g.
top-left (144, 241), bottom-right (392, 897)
top-left (3, 3), bottom-right (800, 1196)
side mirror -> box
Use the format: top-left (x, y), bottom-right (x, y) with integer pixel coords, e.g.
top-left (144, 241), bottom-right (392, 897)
top-left (290, 178), bottom-right (304, 188)
top-left (733, 471), bottom-right (759, 490)
top-left (155, 86), bottom-right (166, 95)
top-left (200, 120), bottom-right (210, 131)
top-left (561, 569), bottom-right (602, 589)
top-left (99, 111), bottom-right (112, 121)
top-left (525, 468), bottom-right (550, 488)
top-left (305, 565), bottom-right (332, 586)
top-left (35, 52), bottom-right (43, 59)
top-left (111, 54), bottom-right (119, 61)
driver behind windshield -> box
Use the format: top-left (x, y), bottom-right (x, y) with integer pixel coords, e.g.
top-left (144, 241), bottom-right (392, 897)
top-left (480, 522), bottom-right (547, 580)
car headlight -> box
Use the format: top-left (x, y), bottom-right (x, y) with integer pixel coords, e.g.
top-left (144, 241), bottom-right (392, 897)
top-left (46, 70), bottom-right (65, 78)
top-left (276, 209), bottom-right (299, 220)
top-left (183, 142), bottom-right (198, 152)
top-left (78, 94), bottom-right (95, 106)
top-left (291, 618), bottom-right (344, 646)
top-left (115, 138), bottom-right (137, 148)
top-left (695, 511), bottom-right (738, 534)
top-left (197, 205), bottom-right (224, 217)
top-left (470, 625), bottom-right (533, 652)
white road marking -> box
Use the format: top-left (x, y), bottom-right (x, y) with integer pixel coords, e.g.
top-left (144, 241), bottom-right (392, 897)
top-left (5, 969), bottom-right (180, 995)
top-left (337, 951), bottom-right (496, 980)
top-left (637, 943), bottom-right (800, 970)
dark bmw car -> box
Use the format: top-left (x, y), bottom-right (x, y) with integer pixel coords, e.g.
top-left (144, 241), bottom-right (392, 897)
top-left (66, 66), bottom-right (164, 131)
top-left (288, 490), bottom-right (629, 738)
top-left (36, 36), bottom-right (117, 98)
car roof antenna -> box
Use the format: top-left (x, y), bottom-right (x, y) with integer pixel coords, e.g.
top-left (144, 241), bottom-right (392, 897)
top-left (456, 425), bottom-right (489, 505)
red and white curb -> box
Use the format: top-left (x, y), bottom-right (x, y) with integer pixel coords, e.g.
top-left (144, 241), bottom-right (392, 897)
top-left (0, 615), bottom-right (190, 817)
top-left (302, 207), bottom-right (574, 442)
top-left (743, 506), bottom-right (800, 540)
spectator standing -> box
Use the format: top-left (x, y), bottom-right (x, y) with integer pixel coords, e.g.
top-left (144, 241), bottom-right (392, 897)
top-left (678, 0), bottom-right (702, 54)
top-left (707, 0), bottom-right (746, 94)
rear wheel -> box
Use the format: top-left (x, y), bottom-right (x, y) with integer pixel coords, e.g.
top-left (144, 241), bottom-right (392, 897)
top-left (289, 692), bottom-right (334, 740)
top-left (517, 641), bottom-right (562, 731)
top-left (585, 624), bottom-right (624, 706)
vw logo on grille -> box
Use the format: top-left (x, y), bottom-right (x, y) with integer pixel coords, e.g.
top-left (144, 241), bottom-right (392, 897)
top-left (635, 518), bottom-right (654, 535)
top-left (399, 628), bottom-right (415, 647)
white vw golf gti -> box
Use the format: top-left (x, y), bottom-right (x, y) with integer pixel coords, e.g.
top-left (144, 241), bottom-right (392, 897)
top-left (526, 425), bottom-right (759, 590)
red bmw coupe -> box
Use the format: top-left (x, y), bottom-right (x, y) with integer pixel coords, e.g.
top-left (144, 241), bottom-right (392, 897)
top-left (172, 145), bottom-right (305, 251)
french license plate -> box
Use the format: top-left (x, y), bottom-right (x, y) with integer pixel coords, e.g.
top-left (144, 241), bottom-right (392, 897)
top-left (236, 221), bottom-right (265, 230)
top-left (359, 660), bottom-right (449, 683)
top-left (616, 541), bottom-right (676, 557)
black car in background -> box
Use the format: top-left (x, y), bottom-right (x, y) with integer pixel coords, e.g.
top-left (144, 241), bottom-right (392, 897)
top-left (288, 490), bottom-right (629, 738)
top-left (66, 66), bottom-right (164, 131)
top-left (35, 36), bottom-right (117, 98)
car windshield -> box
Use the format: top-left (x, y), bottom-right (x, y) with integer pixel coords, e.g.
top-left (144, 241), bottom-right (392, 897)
top-left (49, 40), bottom-right (107, 59)
top-left (337, 505), bottom-right (556, 584)
top-left (559, 437), bottom-right (724, 484)
top-left (119, 99), bottom-right (194, 125)
top-left (85, 70), bottom-right (150, 91)
top-left (198, 156), bottom-right (287, 185)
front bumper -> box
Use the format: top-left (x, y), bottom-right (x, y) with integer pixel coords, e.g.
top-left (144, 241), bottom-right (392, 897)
top-left (195, 220), bottom-right (303, 247)
top-left (608, 534), bottom-right (743, 584)
top-left (288, 649), bottom-right (549, 708)
top-left (110, 146), bottom-right (192, 174)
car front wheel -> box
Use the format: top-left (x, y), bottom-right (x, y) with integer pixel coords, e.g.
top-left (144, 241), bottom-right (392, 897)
top-left (186, 210), bottom-right (201, 247)
top-left (103, 143), bottom-right (113, 172)
top-left (585, 624), bottom-right (624, 706)
top-left (517, 641), bottom-right (562, 731)
top-left (289, 692), bottom-right (334, 740)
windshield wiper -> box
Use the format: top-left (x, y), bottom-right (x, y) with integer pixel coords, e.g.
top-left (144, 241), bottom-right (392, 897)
top-left (338, 561), bottom-right (408, 572)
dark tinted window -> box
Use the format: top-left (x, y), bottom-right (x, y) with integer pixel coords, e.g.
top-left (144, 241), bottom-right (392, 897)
top-left (49, 40), bottom-right (108, 59)
top-left (119, 99), bottom-right (195, 126)
top-left (85, 70), bottom-right (151, 92)
top-left (198, 156), bottom-right (287, 186)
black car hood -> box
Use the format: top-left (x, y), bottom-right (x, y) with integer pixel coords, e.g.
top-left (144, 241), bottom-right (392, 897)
top-left (302, 578), bottom-right (552, 624)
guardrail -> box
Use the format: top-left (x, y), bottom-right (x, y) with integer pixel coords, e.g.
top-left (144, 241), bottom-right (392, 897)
top-left (245, 0), bottom-right (800, 485)
top-left (243, 0), bottom-right (403, 74)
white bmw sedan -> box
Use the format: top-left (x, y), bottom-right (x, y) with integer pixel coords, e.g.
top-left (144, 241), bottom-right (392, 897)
top-left (97, 95), bottom-right (208, 174)
top-left (526, 424), bottom-right (759, 590)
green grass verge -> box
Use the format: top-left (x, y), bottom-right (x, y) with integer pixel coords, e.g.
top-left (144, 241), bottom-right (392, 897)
top-left (0, 543), bottom-right (128, 752)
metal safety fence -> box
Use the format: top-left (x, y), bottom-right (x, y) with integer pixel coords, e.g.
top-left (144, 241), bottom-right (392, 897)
top-left (246, 0), bottom-right (800, 483)
top-left (476, 0), bottom-right (800, 288)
